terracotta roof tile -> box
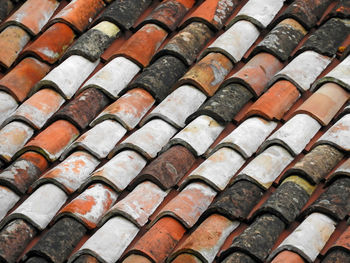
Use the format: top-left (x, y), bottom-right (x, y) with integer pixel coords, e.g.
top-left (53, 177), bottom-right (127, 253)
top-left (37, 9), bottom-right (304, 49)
top-left (222, 251), bottom-right (256, 263)
top-left (326, 0), bottom-right (350, 20)
top-left (0, 186), bottom-right (19, 221)
top-left (328, 224), bottom-right (350, 254)
top-left (72, 254), bottom-right (99, 263)
top-left (322, 249), bottom-right (350, 263)
top-left (170, 253), bottom-right (202, 263)
top-left (327, 158), bottom-right (350, 184)
top-left (270, 250), bottom-right (306, 263)
top-left (0, 91), bottom-right (18, 125)
top-left (122, 254), bottom-right (152, 263)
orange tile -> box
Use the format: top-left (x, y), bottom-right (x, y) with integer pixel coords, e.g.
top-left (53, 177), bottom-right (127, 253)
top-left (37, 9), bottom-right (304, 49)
top-left (0, 26), bottom-right (30, 68)
top-left (112, 24), bottom-right (167, 67)
top-left (49, 0), bottom-right (105, 33)
top-left (293, 83), bottom-right (350, 126)
top-left (270, 250), bottom-right (306, 263)
top-left (0, 57), bottom-right (50, 102)
top-left (176, 0), bottom-right (195, 9)
top-left (127, 217), bottom-right (186, 263)
top-left (331, 225), bottom-right (350, 251)
top-left (22, 23), bottom-right (75, 64)
top-left (171, 253), bottom-right (202, 263)
top-left (225, 52), bottom-right (283, 97)
top-left (18, 120), bottom-right (79, 162)
top-left (122, 254), bottom-right (152, 263)
top-left (177, 52), bottom-right (233, 96)
top-left (245, 80), bottom-right (300, 121)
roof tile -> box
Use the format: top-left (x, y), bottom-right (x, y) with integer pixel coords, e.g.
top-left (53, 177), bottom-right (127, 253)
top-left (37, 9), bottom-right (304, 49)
top-left (327, 0), bottom-right (350, 20)
top-left (0, 91), bottom-right (18, 125)
top-left (222, 251), bottom-right (256, 263)
top-left (170, 253), bottom-right (202, 263)
top-left (327, 158), bottom-right (350, 184)
top-left (329, 224), bottom-right (350, 252)
top-left (122, 254), bottom-right (152, 263)
top-left (132, 145), bottom-right (195, 190)
top-left (0, 57), bottom-right (50, 101)
top-left (0, 0), bottom-right (13, 23)
top-left (270, 250), bottom-right (306, 263)
top-left (57, 183), bottom-right (118, 229)
top-left (322, 249), bottom-right (350, 263)
top-left (25, 256), bottom-right (49, 263)
top-left (71, 254), bottom-right (99, 263)
top-left (0, 186), bottom-right (19, 221)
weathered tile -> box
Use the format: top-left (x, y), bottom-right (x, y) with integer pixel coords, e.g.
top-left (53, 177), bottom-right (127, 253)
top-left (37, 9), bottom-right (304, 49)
top-left (327, 0), bottom-right (350, 20)
top-left (101, 181), bottom-right (167, 227)
top-left (62, 21), bottom-right (120, 62)
top-left (34, 55), bottom-right (99, 99)
top-left (0, 91), bottom-right (17, 125)
top-left (0, 57), bottom-right (50, 102)
top-left (25, 256), bottom-right (50, 263)
top-left (87, 150), bottom-right (146, 192)
top-left (0, 26), bottom-right (30, 68)
top-left (253, 177), bottom-right (313, 224)
top-left (25, 217), bottom-right (87, 263)
top-left (132, 145), bottom-right (195, 190)
top-left (154, 182), bottom-right (217, 228)
top-left (81, 57), bottom-right (140, 99)
top-left (0, 0), bottom-right (13, 23)
top-left (0, 151), bottom-right (48, 194)
top-left (251, 19), bottom-right (307, 61)
top-left (270, 250), bottom-right (307, 263)
top-left (52, 88), bottom-right (109, 131)
top-left (71, 255), bottom-right (99, 263)
top-left (329, 224), bottom-right (350, 253)
top-left (127, 217), bottom-right (186, 263)
top-left (182, 0), bottom-right (239, 31)
top-left (223, 52), bottom-right (283, 97)
top-left (57, 183), bottom-right (118, 229)
top-left (0, 121), bottom-right (34, 162)
top-left (237, 145), bottom-right (294, 189)
top-left (187, 83), bottom-right (253, 124)
top-left (269, 50), bottom-right (332, 93)
top-left (62, 120), bottom-right (126, 160)
top-left (177, 52), bottom-right (233, 96)
top-left (285, 144), bottom-right (344, 185)
top-left (122, 255), bottom-right (152, 263)
top-left (315, 113), bottom-right (350, 152)
top-left (128, 55), bottom-right (187, 102)
top-left (92, 88), bottom-right (155, 130)
top-left (204, 20), bottom-right (260, 63)
top-left (261, 114), bottom-right (321, 156)
top-left (32, 151), bottom-right (99, 194)
top-left (49, 0), bottom-right (105, 33)
top-left (322, 249), bottom-right (350, 263)
top-left (269, 213), bottom-right (336, 263)
top-left (111, 119), bottom-right (177, 160)
top-left (312, 55), bottom-right (350, 92)
top-left (21, 23), bottom-right (76, 64)
top-left (302, 177), bottom-right (350, 221)
top-left (167, 115), bottom-right (224, 157)
top-left (18, 120), bottom-right (80, 162)
top-left (155, 22), bottom-right (214, 66)
top-left (228, 0), bottom-right (284, 29)
top-left (0, 219), bottom-right (37, 263)
top-left (328, 158), bottom-right (350, 183)
top-left (183, 147), bottom-right (245, 191)
top-left (1, 0), bottom-right (59, 36)
top-left (297, 18), bottom-right (350, 57)
top-left (294, 83), bottom-right (349, 126)
top-left (273, 0), bottom-right (333, 30)
top-left (71, 216), bottom-right (138, 263)
top-left (6, 88), bottom-right (65, 129)
top-left (140, 85), bottom-right (206, 129)
top-left (170, 214), bottom-right (239, 263)
top-left (222, 214), bottom-right (285, 262)
top-left (204, 180), bottom-right (264, 221)
top-left (1, 184), bottom-right (67, 230)
top-left (222, 252), bottom-right (256, 263)
top-left (138, 0), bottom-right (193, 32)
top-left (0, 186), bottom-right (19, 221)
top-left (94, 0), bottom-right (152, 31)
top-left (246, 80), bottom-right (300, 121)
top-left (113, 24), bottom-right (167, 68)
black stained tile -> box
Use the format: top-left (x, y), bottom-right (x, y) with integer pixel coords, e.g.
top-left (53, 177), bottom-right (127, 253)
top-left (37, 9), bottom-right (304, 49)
top-left (202, 180), bottom-right (265, 221)
top-left (0, 0), bottom-right (13, 23)
top-left (52, 88), bottom-right (110, 131)
top-left (186, 83), bottom-right (253, 125)
top-left (154, 22), bottom-right (214, 66)
top-left (283, 144), bottom-right (344, 185)
top-left (131, 145), bottom-right (196, 190)
top-left (25, 256), bottom-right (50, 263)
top-left (222, 252), bottom-right (257, 263)
top-left (222, 214), bottom-right (285, 262)
top-left (96, 0), bottom-right (152, 31)
top-left (0, 219), bottom-right (37, 263)
top-left (24, 217), bottom-right (87, 263)
top-left (127, 55), bottom-right (187, 102)
top-left (72, 254), bottom-right (100, 263)
top-left (302, 177), bottom-right (350, 221)
top-left (296, 18), bottom-right (350, 57)
top-left (322, 249), bottom-right (350, 263)
top-left (327, 0), bottom-right (350, 20)
top-left (252, 181), bottom-right (310, 225)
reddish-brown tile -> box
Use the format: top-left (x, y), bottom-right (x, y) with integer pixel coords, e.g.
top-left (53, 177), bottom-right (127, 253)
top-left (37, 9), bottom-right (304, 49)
top-left (327, 0), bottom-right (350, 20)
top-left (21, 23), bottom-right (76, 64)
top-left (0, 26), bottom-right (30, 68)
top-left (330, 225), bottom-right (350, 252)
top-left (177, 52), bottom-right (233, 96)
top-left (111, 24), bottom-right (167, 67)
top-left (293, 83), bottom-right (350, 126)
top-left (126, 216), bottom-right (186, 263)
top-left (245, 80), bottom-right (300, 121)
top-left (270, 250), bottom-right (306, 263)
top-left (49, 0), bottom-right (105, 33)
top-left (0, 57), bottom-right (50, 102)
top-left (171, 253), bottom-right (202, 263)
top-left (122, 255), bottom-right (152, 263)
top-left (17, 120), bottom-right (80, 162)
top-left (1, 0), bottom-right (59, 36)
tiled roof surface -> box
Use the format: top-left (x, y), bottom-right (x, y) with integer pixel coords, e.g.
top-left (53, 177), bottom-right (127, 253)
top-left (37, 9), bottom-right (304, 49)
top-left (0, 0), bottom-right (349, 262)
